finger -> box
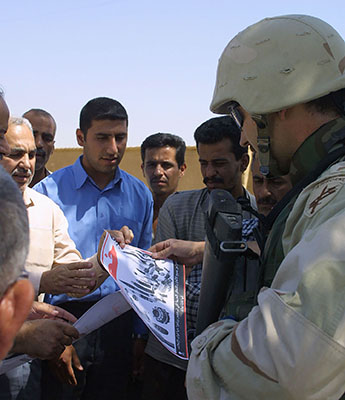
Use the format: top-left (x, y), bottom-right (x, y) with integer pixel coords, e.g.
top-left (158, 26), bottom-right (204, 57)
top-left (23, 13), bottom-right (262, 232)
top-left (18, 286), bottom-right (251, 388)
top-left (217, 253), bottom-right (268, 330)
top-left (108, 229), bottom-right (126, 247)
top-left (66, 262), bottom-right (94, 271)
top-left (120, 225), bottom-right (134, 243)
top-left (148, 240), bottom-right (170, 253)
top-left (70, 269), bottom-right (96, 279)
top-left (72, 349), bottom-right (83, 371)
top-left (66, 363), bottom-right (78, 386)
top-left (61, 286), bottom-right (91, 295)
top-left (63, 325), bottom-right (80, 341)
top-left (151, 246), bottom-right (174, 260)
top-left (51, 306), bottom-right (77, 323)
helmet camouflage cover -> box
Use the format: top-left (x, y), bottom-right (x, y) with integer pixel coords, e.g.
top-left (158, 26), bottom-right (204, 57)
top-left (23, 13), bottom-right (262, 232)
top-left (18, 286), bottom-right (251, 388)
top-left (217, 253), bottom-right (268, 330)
top-left (211, 14), bottom-right (345, 115)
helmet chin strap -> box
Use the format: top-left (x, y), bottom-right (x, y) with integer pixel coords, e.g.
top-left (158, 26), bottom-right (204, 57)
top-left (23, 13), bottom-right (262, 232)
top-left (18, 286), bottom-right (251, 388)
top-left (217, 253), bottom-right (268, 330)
top-left (257, 128), bottom-right (286, 177)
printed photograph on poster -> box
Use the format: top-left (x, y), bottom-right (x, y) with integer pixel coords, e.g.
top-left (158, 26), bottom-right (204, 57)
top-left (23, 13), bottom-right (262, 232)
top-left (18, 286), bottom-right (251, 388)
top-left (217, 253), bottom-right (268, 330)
top-left (99, 231), bottom-right (189, 359)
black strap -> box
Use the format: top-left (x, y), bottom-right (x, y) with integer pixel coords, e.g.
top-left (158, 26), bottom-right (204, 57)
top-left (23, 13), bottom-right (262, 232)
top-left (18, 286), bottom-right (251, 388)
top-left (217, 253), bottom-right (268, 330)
top-left (264, 145), bottom-right (345, 230)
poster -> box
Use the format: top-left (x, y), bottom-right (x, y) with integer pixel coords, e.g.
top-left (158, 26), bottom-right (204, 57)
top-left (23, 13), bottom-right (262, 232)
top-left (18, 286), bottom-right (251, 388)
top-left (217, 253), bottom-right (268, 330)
top-left (99, 232), bottom-right (189, 359)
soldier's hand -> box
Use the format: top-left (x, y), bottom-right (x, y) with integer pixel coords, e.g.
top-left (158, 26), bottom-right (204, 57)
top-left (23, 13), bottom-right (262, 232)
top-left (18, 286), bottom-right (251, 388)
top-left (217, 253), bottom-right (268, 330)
top-left (12, 320), bottom-right (79, 359)
top-left (149, 239), bottom-right (205, 267)
top-left (39, 262), bottom-right (96, 295)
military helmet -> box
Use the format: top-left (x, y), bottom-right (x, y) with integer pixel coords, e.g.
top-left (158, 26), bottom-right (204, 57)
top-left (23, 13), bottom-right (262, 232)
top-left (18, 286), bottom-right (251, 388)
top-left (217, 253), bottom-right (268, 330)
top-left (210, 14), bottom-right (345, 115)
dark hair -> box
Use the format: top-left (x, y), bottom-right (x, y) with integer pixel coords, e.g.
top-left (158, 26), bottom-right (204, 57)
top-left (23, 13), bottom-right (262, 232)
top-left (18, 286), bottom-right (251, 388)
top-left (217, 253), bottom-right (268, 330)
top-left (22, 108), bottom-right (57, 132)
top-left (140, 133), bottom-right (186, 167)
top-left (79, 97), bottom-right (128, 136)
top-left (194, 116), bottom-right (247, 160)
top-left (306, 88), bottom-right (345, 116)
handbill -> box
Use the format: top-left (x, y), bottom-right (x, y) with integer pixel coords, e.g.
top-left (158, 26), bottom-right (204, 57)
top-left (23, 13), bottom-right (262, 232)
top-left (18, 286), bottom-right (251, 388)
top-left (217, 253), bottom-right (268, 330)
top-left (99, 232), bottom-right (189, 359)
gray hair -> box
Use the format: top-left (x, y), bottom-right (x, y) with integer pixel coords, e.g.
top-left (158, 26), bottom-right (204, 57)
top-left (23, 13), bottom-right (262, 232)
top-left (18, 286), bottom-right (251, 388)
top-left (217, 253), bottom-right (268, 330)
top-left (0, 166), bottom-right (29, 297)
top-left (8, 117), bottom-right (33, 133)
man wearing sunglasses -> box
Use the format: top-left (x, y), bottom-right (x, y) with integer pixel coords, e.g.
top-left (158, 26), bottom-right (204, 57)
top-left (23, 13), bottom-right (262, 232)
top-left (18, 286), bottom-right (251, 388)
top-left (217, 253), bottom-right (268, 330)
top-left (186, 15), bottom-right (345, 399)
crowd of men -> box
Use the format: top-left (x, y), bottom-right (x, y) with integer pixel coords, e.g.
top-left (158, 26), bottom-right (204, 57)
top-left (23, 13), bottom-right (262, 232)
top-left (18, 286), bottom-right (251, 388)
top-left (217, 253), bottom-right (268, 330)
top-left (0, 12), bottom-right (345, 400)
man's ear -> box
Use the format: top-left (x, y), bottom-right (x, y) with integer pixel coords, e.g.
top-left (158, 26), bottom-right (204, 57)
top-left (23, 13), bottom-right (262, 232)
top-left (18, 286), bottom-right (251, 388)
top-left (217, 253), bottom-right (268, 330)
top-left (0, 279), bottom-right (34, 360)
top-left (76, 129), bottom-right (85, 147)
top-left (277, 109), bottom-right (288, 121)
top-left (179, 163), bottom-right (187, 177)
top-left (141, 163), bottom-right (146, 178)
top-left (240, 154), bottom-right (250, 173)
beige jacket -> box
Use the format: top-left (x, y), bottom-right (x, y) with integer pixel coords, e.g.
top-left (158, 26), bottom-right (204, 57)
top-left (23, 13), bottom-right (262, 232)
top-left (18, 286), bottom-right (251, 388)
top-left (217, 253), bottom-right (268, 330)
top-left (186, 161), bottom-right (345, 399)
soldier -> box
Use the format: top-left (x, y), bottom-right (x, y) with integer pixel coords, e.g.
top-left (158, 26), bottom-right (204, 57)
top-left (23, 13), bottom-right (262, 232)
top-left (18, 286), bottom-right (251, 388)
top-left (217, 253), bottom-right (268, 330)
top-left (185, 15), bottom-right (345, 399)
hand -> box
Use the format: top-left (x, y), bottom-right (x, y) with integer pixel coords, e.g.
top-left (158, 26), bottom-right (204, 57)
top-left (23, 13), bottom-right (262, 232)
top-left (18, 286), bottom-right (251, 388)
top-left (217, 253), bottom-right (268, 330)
top-left (149, 239), bottom-right (205, 267)
top-left (28, 301), bottom-right (77, 323)
top-left (97, 226), bottom-right (134, 267)
top-left (12, 319), bottom-right (79, 359)
top-left (108, 225), bottom-right (134, 248)
top-left (48, 345), bottom-right (83, 386)
top-left (39, 261), bottom-right (96, 295)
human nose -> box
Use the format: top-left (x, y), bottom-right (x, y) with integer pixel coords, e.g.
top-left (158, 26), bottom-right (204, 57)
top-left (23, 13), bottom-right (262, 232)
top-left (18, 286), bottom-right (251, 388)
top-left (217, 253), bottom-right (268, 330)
top-left (19, 154), bottom-right (31, 170)
top-left (261, 180), bottom-right (272, 197)
top-left (204, 163), bottom-right (216, 177)
top-left (107, 137), bottom-right (118, 154)
top-left (240, 130), bottom-right (249, 147)
top-left (153, 164), bottom-right (163, 176)
top-left (35, 134), bottom-right (43, 149)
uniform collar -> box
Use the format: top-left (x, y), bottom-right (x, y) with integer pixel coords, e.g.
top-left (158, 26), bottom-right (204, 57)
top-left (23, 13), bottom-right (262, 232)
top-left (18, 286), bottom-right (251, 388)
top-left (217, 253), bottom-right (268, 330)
top-left (289, 116), bottom-right (345, 186)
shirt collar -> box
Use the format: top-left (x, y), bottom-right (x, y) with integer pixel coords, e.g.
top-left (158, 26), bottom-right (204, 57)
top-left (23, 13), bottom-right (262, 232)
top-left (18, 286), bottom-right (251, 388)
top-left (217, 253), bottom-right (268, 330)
top-left (23, 188), bottom-right (34, 208)
top-left (72, 155), bottom-right (123, 191)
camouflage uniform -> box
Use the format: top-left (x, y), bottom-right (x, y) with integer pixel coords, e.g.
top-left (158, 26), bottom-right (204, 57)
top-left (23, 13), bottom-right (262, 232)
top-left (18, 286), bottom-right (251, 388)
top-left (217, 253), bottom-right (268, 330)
top-left (186, 117), bottom-right (345, 399)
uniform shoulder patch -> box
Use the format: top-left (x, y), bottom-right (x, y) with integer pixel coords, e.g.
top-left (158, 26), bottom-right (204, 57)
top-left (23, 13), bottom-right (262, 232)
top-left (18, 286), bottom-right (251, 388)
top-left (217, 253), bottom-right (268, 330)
top-left (305, 175), bottom-right (345, 217)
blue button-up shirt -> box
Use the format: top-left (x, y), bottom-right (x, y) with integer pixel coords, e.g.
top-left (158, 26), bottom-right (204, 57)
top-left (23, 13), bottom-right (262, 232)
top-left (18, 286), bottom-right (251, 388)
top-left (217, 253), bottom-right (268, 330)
top-left (34, 156), bottom-right (153, 305)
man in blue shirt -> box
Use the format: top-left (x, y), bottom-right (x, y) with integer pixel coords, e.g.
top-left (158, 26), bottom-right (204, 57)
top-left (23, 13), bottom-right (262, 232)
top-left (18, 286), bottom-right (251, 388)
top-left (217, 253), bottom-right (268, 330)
top-left (35, 97), bottom-right (153, 400)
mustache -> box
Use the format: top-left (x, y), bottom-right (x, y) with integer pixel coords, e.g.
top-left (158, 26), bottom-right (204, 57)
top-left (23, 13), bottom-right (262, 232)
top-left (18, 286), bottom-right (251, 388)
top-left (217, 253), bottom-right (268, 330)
top-left (257, 197), bottom-right (277, 206)
top-left (203, 176), bottom-right (224, 185)
top-left (11, 167), bottom-right (33, 177)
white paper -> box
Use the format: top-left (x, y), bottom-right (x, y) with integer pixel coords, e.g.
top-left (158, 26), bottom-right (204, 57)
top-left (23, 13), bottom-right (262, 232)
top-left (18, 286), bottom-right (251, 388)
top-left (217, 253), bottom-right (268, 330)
top-left (73, 291), bottom-right (131, 339)
top-left (99, 232), bottom-right (189, 359)
top-left (0, 291), bottom-right (131, 375)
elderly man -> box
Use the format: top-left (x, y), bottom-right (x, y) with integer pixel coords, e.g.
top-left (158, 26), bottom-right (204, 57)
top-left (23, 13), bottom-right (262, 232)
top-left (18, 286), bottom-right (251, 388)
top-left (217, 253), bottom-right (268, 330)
top-left (23, 108), bottom-right (56, 187)
top-left (186, 14), bottom-right (345, 399)
top-left (0, 117), bottom-right (102, 399)
top-left (0, 117), bottom-right (98, 297)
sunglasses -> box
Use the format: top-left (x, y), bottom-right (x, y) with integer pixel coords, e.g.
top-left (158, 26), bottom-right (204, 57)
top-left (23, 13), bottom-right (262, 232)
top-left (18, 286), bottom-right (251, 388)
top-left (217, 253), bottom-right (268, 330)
top-left (228, 102), bottom-right (267, 130)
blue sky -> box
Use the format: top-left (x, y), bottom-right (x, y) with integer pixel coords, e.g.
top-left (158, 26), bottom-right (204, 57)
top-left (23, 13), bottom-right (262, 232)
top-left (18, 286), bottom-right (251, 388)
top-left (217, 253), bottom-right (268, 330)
top-left (2, 0), bottom-right (345, 148)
